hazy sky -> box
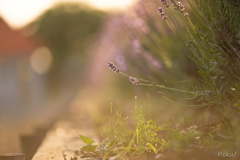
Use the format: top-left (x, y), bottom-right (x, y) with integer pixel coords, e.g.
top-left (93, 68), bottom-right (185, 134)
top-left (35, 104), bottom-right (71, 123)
top-left (0, 0), bottom-right (136, 29)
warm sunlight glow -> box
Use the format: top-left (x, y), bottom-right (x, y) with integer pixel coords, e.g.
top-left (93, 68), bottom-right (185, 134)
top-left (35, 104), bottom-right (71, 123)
top-left (66, 0), bottom-right (136, 10)
top-left (0, 0), bottom-right (55, 29)
top-left (30, 47), bottom-right (52, 75)
top-left (0, 0), bottom-right (136, 29)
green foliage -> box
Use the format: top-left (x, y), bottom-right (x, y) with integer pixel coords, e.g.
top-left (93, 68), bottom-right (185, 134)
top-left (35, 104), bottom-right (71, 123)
top-left (99, 0), bottom-right (240, 158)
top-left (81, 144), bottom-right (98, 152)
top-left (79, 0), bottom-right (240, 158)
top-left (30, 2), bottom-right (106, 72)
top-left (79, 135), bottom-right (96, 145)
top-left (80, 98), bottom-right (163, 159)
top-left (178, 0), bottom-right (240, 115)
top-left (80, 99), bottom-right (235, 159)
top-left (115, 0), bottom-right (200, 87)
top-left (79, 135), bottom-right (98, 153)
top-left (153, 1), bottom-right (240, 135)
top-left (113, 0), bottom-right (240, 129)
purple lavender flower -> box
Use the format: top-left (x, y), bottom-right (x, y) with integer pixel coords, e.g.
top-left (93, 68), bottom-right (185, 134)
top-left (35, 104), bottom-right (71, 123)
top-left (108, 62), bottom-right (120, 73)
top-left (158, 91), bottom-right (164, 96)
top-left (116, 68), bottom-right (120, 74)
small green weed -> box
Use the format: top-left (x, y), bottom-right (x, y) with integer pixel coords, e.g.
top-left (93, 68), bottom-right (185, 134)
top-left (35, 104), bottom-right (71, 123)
top-left (79, 97), bottom-right (231, 159)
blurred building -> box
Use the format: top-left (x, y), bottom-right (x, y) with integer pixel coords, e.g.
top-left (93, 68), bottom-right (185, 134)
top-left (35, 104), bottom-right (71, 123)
top-left (0, 17), bottom-right (47, 120)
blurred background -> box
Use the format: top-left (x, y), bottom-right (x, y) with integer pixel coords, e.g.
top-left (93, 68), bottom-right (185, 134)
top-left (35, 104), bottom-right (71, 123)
top-left (0, 0), bottom-right (201, 156)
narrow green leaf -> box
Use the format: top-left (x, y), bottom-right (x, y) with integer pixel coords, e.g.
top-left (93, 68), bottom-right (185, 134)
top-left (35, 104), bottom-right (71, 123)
top-left (79, 135), bottom-right (95, 145)
top-left (99, 138), bottom-right (108, 147)
top-left (109, 137), bottom-right (116, 147)
top-left (148, 143), bottom-right (157, 154)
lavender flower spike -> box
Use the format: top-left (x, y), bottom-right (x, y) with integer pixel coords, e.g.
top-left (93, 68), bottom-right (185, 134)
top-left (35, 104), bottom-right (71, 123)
top-left (158, 91), bottom-right (164, 96)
